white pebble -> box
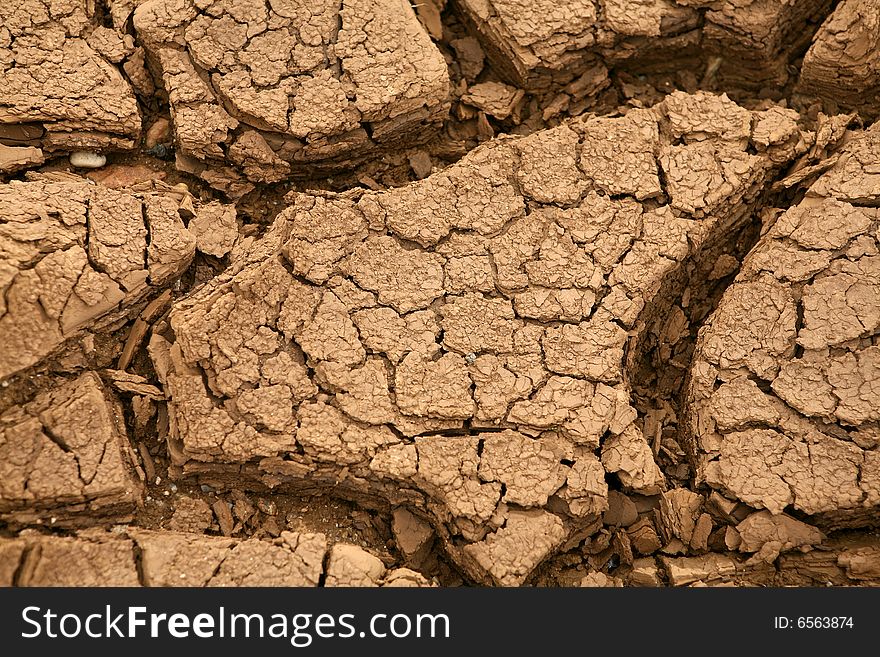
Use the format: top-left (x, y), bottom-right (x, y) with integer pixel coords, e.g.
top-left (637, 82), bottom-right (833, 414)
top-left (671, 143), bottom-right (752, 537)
top-left (69, 151), bottom-right (106, 168)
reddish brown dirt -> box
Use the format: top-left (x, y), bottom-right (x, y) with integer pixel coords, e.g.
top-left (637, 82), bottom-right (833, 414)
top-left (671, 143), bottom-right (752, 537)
top-left (1, 0), bottom-right (879, 587)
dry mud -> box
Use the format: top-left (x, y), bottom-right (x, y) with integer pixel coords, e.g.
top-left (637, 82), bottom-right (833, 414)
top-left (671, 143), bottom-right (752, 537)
top-left (1, 0), bottom-right (879, 587)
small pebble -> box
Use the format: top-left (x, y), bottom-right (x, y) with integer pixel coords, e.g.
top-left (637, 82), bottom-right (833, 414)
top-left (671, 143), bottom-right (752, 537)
top-left (257, 499), bottom-right (277, 516)
top-left (200, 484), bottom-right (213, 493)
top-left (69, 151), bottom-right (106, 168)
top-left (144, 117), bottom-right (171, 148)
top-left (169, 483), bottom-right (178, 492)
top-left (145, 144), bottom-right (170, 159)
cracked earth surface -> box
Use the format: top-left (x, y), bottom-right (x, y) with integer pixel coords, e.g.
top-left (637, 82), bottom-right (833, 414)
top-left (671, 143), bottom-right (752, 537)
top-left (1, 0), bottom-right (879, 587)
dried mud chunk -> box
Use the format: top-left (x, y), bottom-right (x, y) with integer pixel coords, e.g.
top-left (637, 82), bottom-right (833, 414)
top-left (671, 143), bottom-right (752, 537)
top-left (352, 307), bottom-right (440, 363)
top-left (88, 187), bottom-right (148, 287)
top-left (343, 236), bottom-right (445, 312)
top-left (707, 377), bottom-right (781, 432)
top-left (686, 123), bottom-right (880, 529)
top-left (283, 196), bottom-right (368, 284)
top-left (392, 507), bottom-right (434, 565)
top-left (336, 0), bottom-right (448, 120)
top-left (797, 0), bottom-right (880, 121)
top-left (444, 255), bottom-right (495, 294)
top-left (396, 352), bottom-right (475, 420)
top-left (0, 539), bottom-right (26, 586)
top-left (513, 287), bottom-right (596, 323)
top-left (369, 443), bottom-right (418, 480)
top-left (461, 81), bottom-right (524, 120)
top-left (153, 346), bottom-right (297, 463)
top-left (601, 425), bottom-right (664, 495)
top-left (603, 0), bottom-right (694, 38)
top-left (777, 535), bottom-right (880, 585)
top-left (558, 450), bottom-right (609, 517)
top-left (658, 488), bottom-right (703, 545)
top-left (769, 347), bottom-right (880, 427)
top-left (507, 376), bottom-right (593, 431)
top-left (440, 294), bottom-right (518, 355)
top-left (797, 266), bottom-right (880, 350)
top-left (298, 291), bottom-right (366, 367)
top-left (207, 532), bottom-right (328, 587)
top-left (807, 121), bottom-right (880, 204)
top-left (134, 530), bottom-right (237, 586)
top-left (703, 0), bottom-right (833, 91)
top-left (381, 568), bottom-right (434, 587)
top-left (2, 530), bottom-right (433, 587)
top-left (542, 313), bottom-right (628, 383)
top-left (301, 403), bottom-right (398, 466)
top-left (662, 91), bottom-right (752, 148)
top-left (0, 178), bottom-right (196, 381)
top-left (628, 557), bottom-right (661, 586)
top-left (697, 275), bottom-right (798, 380)
top-left (608, 207), bottom-right (690, 302)
top-left (153, 93), bottom-right (805, 584)
top-left (367, 142), bottom-right (524, 247)
top-left (837, 543), bottom-right (880, 581)
top-left (133, 0), bottom-right (449, 183)
top-left (705, 430), bottom-right (780, 511)
top-left (735, 511), bottom-right (824, 563)
top-left (660, 142), bottom-right (762, 216)
top-left (576, 111), bottom-right (661, 200)
top-left (454, 0), bottom-right (696, 92)
top-left (0, 372), bottom-right (141, 526)
top-left (188, 201), bottom-right (238, 258)
top-left (451, 36), bottom-right (486, 80)
top-left (560, 193), bottom-right (643, 271)
top-left (462, 509), bottom-right (567, 586)
top-left (750, 107), bottom-right (802, 155)
top-left (459, 0), bottom-right (598, 85)
top-left (137, 529), bottom-right (328, 587)
top-left (0, 144), bottom-right (45, 174)
top-left (17, 534), bottom-right (139, 587)
top-left (414, 436), bottom-right (502, 527)
top-left (478, 431), bottom-right (568, 507)
top-left (469, 355), bottom-right (533, 422)
top-left (660, 553), bottom-right (741, 587)
top-left (227, 130), bottom-right (290, 183)
top-left (770, 198), bottom-right (872, 252)
top-left (324, 543), bottom-right (386, 587)
top-left (0, 0), bottom-right (140, 168)
top-left (461, 0), bottom-right (826, 97)
top-left (522, 222), bottom-right (600, 290)
top-left (315, 359), bottom-right (396, 425)
top-left (514, 124), bottom-right (586, 205)
top-left (704, 429), bottom-right (867, 517)
top-left (168, 495), bottom-right (214, 533)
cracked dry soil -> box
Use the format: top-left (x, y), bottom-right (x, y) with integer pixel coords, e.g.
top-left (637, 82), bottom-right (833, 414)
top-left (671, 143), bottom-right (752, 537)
top-left (1, 0), bottom-right (879, 587)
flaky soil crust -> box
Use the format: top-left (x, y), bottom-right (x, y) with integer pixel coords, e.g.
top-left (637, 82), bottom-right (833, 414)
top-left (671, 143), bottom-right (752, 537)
top-left (2, 0), bottom-right (879, 588)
